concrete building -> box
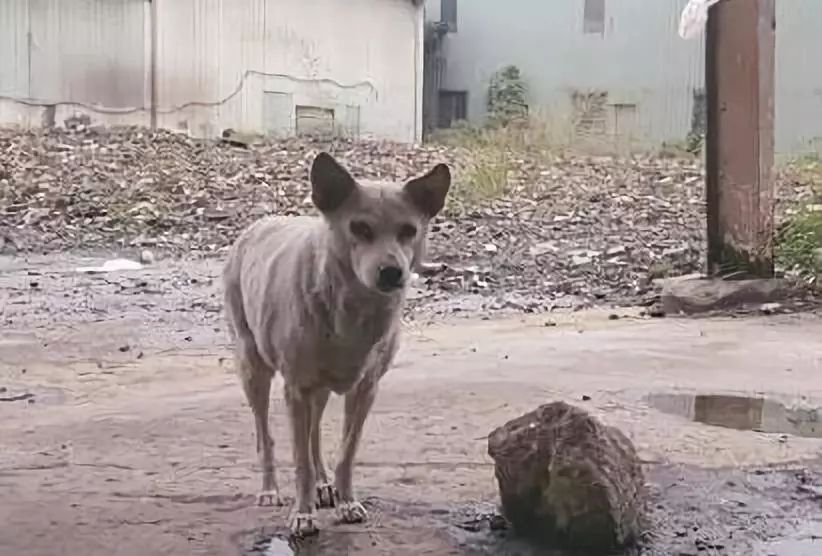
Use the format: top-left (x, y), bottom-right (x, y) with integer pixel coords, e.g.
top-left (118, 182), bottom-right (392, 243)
top-left (424, 0), bottom-right (822, 155)
top-left (0, 0), bottom-right (425, 142)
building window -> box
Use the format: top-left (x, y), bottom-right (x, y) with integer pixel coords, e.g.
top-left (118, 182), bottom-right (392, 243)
top-left (437, 90), bottom-right (467, 129)
top-left (441, 0), bottom-right (457, 33)
top-left (583, 0), bottom-right (606, 35)
top-left (295, 105), bottom-right (335, 137)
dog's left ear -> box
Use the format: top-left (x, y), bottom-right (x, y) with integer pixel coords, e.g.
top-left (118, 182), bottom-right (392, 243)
top-left (404, 163), bottom-right (451, 218)
top-left (310, 152), bottom-right (358, 213)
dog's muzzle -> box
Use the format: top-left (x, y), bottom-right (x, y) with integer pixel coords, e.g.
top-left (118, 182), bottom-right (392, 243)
top-left (376, 265), bottom-right (404, 292)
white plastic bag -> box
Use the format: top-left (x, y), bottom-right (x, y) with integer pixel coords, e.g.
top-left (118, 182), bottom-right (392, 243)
top-left (678, 0), bottom-right (724, 40)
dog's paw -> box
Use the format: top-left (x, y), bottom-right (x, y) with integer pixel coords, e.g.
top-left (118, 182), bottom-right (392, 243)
top-left (315, 483), bottom-right (337, 509)
top-left (336, 500), bottom-right (368, 524)
top-left (256, 490), bottom-right (284, 507)
top-left (289, 511), bottom-right (319, 537)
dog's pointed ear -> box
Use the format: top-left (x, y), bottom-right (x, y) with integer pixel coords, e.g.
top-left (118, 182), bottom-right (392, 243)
top-left (403, 163), bottom-right (451, 218)
top-left (310, 152), bottom-right (357, 213)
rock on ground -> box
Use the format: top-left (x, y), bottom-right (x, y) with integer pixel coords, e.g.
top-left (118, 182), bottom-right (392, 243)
top-left (661, 276), bottom-right (789, 315)
top-left (487, 401), bottom-right (646, 553)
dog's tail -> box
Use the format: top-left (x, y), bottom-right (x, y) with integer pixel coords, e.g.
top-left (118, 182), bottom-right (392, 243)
top-left (223, 278), bottom-right (248, 342)
top-left (222, 242), bottom-right (253, 344)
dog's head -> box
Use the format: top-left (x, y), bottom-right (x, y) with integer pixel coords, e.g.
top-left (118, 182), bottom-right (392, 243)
top-left (310, 152), bottom-right (451, 295)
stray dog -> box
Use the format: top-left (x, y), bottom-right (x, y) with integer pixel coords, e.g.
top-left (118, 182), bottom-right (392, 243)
top-left (223, 152), bottom-right (450, 535)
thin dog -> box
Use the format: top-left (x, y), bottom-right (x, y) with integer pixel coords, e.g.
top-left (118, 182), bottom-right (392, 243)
top-left (223, 152), bottom-right (451, 536)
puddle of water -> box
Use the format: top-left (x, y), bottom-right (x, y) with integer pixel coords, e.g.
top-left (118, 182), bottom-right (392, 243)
top-left (253, 535), bottom-right (295, 556)
top-left (241, 500), bottom-right (549, 556)
top-left (756, 521), bottom-right (822, 556)
top-left (646, 393), bottom-right (822, 438)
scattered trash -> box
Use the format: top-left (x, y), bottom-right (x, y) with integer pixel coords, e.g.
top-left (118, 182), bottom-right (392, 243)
top-left (678, 0), bottom-right (724, 40)
top-left (759, 302), bottom-right (782, 315)
top-left (75, 259), bottom-right (144, 274)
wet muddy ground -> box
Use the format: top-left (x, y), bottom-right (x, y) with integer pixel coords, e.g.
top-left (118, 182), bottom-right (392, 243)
top-left (2, 253), bottom-right (822, 555)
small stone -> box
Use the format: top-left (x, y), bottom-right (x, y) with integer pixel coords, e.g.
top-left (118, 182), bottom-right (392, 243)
top-left (488, 514), bottom-right (508, 531)
top-left (118, 344), bottom-right (131, 353)
top-left (487, 402), bottom-right (645, 553)
top-left (139, 249), bottom-right (155, 264)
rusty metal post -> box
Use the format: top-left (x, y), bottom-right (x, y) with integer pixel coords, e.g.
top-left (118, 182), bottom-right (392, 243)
top-left (705, 0), bottom-right (776, 277)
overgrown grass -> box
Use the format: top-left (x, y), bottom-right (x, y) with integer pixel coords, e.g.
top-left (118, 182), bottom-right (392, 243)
top-left (429, 110), bottom-right (590, 205)
top-left (776, 155), bottom-right (822, 283)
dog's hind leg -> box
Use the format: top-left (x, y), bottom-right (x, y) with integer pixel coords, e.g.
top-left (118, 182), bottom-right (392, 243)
top-left (309, 388), bottom-right (336, 509)
top-left (285, 384), bottom-right (319, 536)
top-left (334, 377), bottom-right (378, 524)
top-left (239, 354), bottom-right (282, 507)
top-left (224, 276), bottom-right (281, 506)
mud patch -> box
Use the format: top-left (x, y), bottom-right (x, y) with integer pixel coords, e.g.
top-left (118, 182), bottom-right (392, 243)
top-left (646, 393), bottom-right (822, 438)
top-left (238, 463), bottom-right (822, 556)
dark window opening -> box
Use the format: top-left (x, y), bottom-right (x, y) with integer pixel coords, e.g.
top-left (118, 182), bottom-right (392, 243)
top-left (441, 0), bottom-right (457, 32)
top-left (583, 0), bottom-right (606, 35)
top-left (437, 90), bottom-right (467, 129)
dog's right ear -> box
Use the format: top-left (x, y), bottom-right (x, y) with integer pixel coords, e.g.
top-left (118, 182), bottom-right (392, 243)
top-left (310, 152), bottom-right (357, 213)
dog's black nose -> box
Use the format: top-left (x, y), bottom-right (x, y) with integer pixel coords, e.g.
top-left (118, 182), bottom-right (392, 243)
top-left (377, 266), bottom-right (404, 291)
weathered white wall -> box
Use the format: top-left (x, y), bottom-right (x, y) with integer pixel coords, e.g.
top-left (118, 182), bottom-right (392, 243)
top-left (0, 0), bottom-right (423, 143)
top-left (426, 0), bottom-right (822, 155)
top-left (0, 0), bottom-right (149, 128)
top-left (154, 0), bottom-right (422, 141)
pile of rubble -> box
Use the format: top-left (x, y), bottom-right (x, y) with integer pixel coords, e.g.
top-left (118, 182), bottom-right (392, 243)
top-left (0, 126), bottom-right (805, 308)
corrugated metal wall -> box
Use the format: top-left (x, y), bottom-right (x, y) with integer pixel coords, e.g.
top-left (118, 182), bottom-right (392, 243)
top-left (0, 0), bottom-right (422, 142)
top-left (427, 0), bottom-right (822, 155)
top-left (152, 0), bottom-right (420, 141)
top-left (0, 0), bottom-right (147, 127)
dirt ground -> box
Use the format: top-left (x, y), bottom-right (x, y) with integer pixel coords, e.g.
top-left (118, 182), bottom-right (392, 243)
top-left (2, 254), bottom-right (822, 555)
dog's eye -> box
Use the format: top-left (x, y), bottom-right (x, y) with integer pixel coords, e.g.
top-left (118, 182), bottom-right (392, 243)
top-left (398, 224), bottom-right (417, 241)
top-left (349, 220), bottom-right (374, 241)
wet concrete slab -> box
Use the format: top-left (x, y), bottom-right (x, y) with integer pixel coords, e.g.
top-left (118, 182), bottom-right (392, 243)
top-left (2, 253), bottom-right (822, 556)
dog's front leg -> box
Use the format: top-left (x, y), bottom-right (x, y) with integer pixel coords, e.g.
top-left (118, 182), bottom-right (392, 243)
top-left (284, 384), bottom-right (318, 536)
top-left (335, 376), bottom-right (378, 524)
top-left (309, 389), bottom-right (336, 509)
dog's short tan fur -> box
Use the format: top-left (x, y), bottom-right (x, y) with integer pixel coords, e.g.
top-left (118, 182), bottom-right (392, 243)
top-left (223, 152), bottom-right (450, 535)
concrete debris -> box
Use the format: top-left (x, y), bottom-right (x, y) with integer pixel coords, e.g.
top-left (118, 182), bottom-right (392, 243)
top-left (487, 401), bottom-right (646, 553)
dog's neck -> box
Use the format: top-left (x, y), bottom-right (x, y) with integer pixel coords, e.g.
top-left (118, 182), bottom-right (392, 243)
top-left (313, 242), bottom-right (403, 340)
